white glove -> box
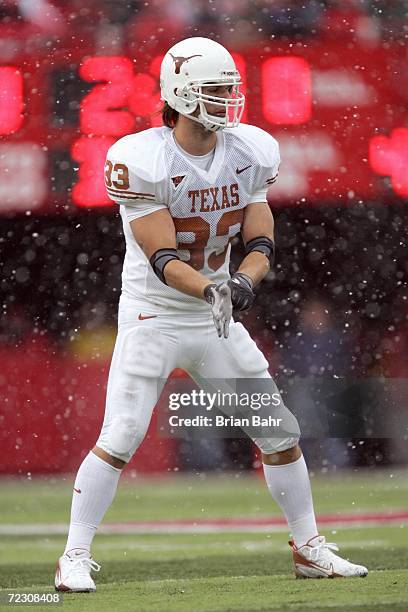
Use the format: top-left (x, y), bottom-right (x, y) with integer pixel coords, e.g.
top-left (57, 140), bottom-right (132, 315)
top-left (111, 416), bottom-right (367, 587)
top-left (204, 282), bottom-right (233, 339)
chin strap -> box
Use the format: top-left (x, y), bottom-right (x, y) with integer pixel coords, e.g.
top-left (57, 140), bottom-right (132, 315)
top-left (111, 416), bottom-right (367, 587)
top-left (183, 110), bottom-right (224, 132)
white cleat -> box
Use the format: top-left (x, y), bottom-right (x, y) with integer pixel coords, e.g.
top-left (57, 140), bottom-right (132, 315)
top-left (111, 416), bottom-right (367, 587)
top-left (289, 535), bottom-right (368, 579)
top-left (55, 549), bottom-right (101, 592)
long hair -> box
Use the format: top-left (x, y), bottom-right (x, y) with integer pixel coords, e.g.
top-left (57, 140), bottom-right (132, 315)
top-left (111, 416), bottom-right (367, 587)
top-left (161, 101), bottom-right (179, 128)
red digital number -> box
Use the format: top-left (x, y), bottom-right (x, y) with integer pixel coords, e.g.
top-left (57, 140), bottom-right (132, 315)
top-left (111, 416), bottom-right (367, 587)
top-left (79, 56), bottom-right (135, 136)
top-left (369, 128), bottom-right (408, 197)
top-left (0, 67), bottom-right (24, 135)
top-left (73, 56), bottom-right (136, 207)
top-left (262, 57), bottom-right (311, 124)
top-left (71, 136), bottom-right (115, 207)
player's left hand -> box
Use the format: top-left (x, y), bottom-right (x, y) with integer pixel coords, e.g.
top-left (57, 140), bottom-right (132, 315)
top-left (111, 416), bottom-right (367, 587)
top-left (228, 273), bottom-right (255, 311)
top-left (204, 282), bottom-right (233, 339)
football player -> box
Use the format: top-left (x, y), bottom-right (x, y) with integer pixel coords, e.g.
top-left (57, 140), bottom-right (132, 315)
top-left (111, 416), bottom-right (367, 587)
top-left (55, 37), bottom-right (368, 592)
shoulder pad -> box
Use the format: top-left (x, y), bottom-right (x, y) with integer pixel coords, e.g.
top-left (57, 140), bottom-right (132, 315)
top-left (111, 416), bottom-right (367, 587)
top-left (107, 127), bottom-right (170, 183)
top-left (227, 123), bottom-right (280, 168)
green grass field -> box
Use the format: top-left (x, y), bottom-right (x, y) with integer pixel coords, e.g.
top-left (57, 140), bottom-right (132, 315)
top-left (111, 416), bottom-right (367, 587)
top-left (0, 469), bottom-right (407, 611)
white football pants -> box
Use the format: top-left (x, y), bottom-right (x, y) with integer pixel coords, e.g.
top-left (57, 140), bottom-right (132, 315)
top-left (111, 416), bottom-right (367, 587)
top-left (96, 297), bottom-right (300, 462)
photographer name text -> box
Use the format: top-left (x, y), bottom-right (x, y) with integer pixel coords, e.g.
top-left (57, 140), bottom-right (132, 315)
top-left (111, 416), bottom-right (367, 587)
top-left (168, 415), bottom-right (282, 428)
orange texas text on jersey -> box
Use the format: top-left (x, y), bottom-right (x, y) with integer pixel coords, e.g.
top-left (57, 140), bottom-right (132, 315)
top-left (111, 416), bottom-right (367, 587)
top-left (188, 184), bottom-right (239, 213)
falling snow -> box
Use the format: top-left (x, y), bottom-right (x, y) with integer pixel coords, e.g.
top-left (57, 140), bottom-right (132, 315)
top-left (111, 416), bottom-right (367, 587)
top-left (0, 0), bottom-right (407, 474)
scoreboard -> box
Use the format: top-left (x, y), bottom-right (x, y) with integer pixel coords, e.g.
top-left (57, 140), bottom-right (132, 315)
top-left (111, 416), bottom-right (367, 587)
top-left (0, 39), bottom-right (407, 214)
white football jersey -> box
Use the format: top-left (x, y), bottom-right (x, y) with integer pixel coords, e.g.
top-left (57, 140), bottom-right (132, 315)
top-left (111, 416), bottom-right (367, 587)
top-left (105, 124), bottom-right (280, 313)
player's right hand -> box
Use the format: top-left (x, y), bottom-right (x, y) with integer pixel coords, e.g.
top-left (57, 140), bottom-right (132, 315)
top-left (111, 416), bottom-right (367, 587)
top-left (204, 282), bottom-right (233, 339)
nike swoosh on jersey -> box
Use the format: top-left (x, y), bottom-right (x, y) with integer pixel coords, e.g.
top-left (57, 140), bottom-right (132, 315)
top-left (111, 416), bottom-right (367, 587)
top-left (73, 488), bottom-right (81, 493)
top-left (138, 313), bottom-right (158, 320)
top-left (236, 165), bottom-right (252, 174)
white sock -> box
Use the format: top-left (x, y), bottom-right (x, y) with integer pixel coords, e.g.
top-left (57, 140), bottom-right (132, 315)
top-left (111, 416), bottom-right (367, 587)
top-left (263, 454), bottom-right (318, 548)
top-left (64, 451), bottom-right (122, 555)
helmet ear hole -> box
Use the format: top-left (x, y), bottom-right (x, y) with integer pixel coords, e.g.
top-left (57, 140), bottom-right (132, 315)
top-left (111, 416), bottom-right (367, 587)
top-left (175, 87), bottom-right (187, 98)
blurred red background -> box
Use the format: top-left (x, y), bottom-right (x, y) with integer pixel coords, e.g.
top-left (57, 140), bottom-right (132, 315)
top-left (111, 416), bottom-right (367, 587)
top-left (0, 0), bottom-right (407, 474)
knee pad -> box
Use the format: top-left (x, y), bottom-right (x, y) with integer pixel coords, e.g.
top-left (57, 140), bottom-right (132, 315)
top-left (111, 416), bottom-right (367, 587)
top-left (101, 415), bottom-right (146, 462)
top-left (249, 402), bottom-right (301, 454)
top-left (253, 434), bottom-right (300, 455)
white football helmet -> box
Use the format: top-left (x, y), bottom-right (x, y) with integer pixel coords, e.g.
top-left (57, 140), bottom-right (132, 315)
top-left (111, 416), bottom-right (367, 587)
top-left (160, 37), bottom-right (245, 132)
